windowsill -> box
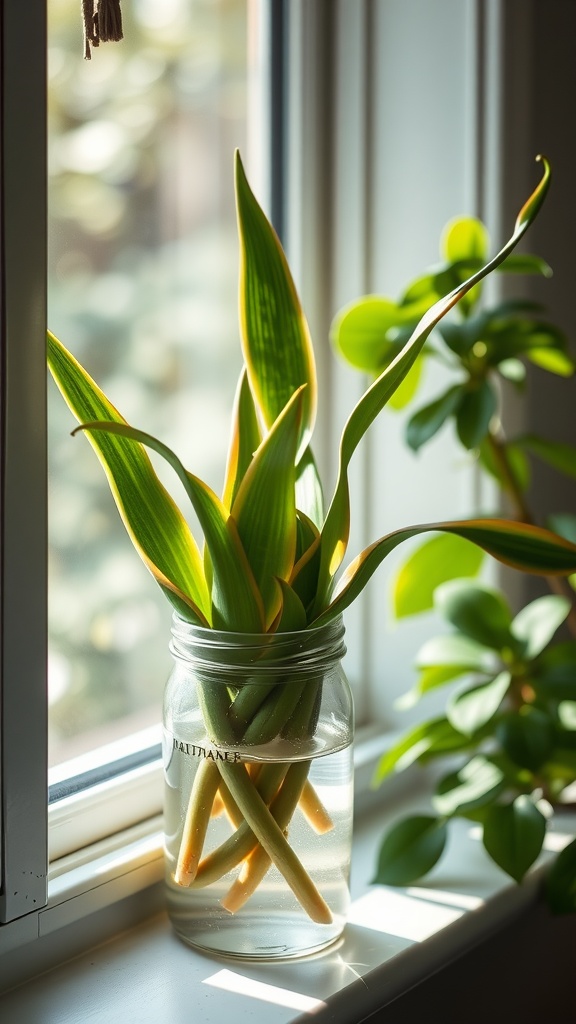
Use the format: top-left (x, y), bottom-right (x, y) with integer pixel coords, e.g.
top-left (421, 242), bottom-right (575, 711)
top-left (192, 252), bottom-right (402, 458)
top-left (0, 777), bottom-right (573, 1024)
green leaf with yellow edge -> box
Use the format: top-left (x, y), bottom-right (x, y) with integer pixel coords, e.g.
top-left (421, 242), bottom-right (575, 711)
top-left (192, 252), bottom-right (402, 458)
top-left (483, 795), bottom-right (546, 882)
top-left (274, 579), bottom-right (308, 633)
top-left (313, 515), bottom-right (576, 627)
top-left (222, 369), bottom-right (262, 511)
top-left (73, 421), bottom-right (265, 633)
top-left (313, 157), bottom-right (552, 615)
top-left (235, 151), bottom-right (316, 460)
top-left (296, 446), bottom-right (324, 530)
top-left (394, 533), bottom-right (485, 618)
top-left (47, 331), bottom-right (210, 625)
top-left (231, 387), bottom-right (304, 627)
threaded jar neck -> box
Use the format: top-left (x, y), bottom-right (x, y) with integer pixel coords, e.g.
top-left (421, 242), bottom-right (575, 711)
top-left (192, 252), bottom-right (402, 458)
top-left (170, 614), bottom-right (346, 676)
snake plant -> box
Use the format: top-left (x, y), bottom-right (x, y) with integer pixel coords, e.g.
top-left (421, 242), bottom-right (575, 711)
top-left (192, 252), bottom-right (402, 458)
top-left (48, 153), bottom-right (576, 919)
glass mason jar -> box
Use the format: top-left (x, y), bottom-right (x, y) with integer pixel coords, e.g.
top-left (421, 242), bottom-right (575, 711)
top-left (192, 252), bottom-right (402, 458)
top-left (163, 613), bottom-right (354, 960)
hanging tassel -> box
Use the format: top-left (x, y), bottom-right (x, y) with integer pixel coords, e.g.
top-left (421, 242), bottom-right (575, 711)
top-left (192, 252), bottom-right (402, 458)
top-left (82, 0), bottom-right (123, 59)
top-left (95, 0), bottom-right (124, 43)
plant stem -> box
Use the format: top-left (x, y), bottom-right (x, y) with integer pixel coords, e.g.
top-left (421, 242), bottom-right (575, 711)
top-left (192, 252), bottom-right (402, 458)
top-left (487, 430), bottom-right (576, 636)
top-left (174, 759), bottom-right (221, 884)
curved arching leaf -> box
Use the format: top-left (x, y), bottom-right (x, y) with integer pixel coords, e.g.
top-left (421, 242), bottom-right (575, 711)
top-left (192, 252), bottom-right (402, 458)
top-left (47, 331), bottom-right (210, 625)
top-left (312, 515), bottom-right (576, 627)
top-left (313, 157), bottom-right (552, 614)
top-left (73, 421), bottom-right (265, 633)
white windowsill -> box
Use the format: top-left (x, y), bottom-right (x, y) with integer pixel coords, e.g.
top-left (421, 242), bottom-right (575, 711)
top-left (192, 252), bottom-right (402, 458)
top-left (0, 771), bottom-right (573, 1024)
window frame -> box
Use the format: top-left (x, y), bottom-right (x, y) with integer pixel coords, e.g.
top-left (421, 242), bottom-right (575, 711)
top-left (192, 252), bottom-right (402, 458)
top-left (1, 0), bottom-right (48, 925)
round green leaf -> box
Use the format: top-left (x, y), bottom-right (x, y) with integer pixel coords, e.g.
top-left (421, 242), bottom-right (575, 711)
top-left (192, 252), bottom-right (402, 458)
top-left (394, 533), bottom-right (485, 619)
top-left (441, 216), bottom-right (489, 263)
top-left (456, 380), bottom-right (498, 450)
top-left (482, 796), bottom-right (546, 882)
top-left (447, 671), bottom-right (511, 736)
top-left (511, 595), bottom-right (570, 658)
top-left (416, 632), bottom-right (493, 669)
top-left (331, 297), bottom-right (408, 373)
top-left (497, 706), bottom-right (555, 771)
top-left (373, 815), bottom-right (448, 886)
top-left (405, 385), bottom-right (465, 452)
top-left (433, 756), bottom-right (505, 817)
top-left (435, 579), bottom-right (513, 650)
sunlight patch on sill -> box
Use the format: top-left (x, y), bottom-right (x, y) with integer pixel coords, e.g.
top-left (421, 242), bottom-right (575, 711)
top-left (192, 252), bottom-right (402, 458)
top-left (347, 888), bottom-right (465, 942)
top-left (203, 968), bottom-right (327, 1015)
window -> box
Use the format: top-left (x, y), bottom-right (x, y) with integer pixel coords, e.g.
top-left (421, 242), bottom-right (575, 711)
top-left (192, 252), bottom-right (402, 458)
top-left (4, 0), bottom-right (569, 961)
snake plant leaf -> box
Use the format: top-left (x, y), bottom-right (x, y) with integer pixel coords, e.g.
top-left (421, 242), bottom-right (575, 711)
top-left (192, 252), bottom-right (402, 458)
top-left (313, 157), bottom-right (552, 614)
top-left (393, 533), bottom-right (485, 618)
top-left (273, 579), bottom-right (308, 633)
top-left (222, 368), bottom-right (262, 511)
top-left (312, 515), bottom-right (576, 627)
top-left (373, 815), bottom-right (448, 886)
top-left (290, 513), bottom-right (322, 614)
top-left (482, 795), bottom-right (546, 882)
top-left (295, 446), bottom-right (324, 530)
top-left (405, 384), bottom-right (465, 452)
top-left (235, 151), bottom-right (316, 460)
top-left (47, 331), bottom-right (210, 625)
top-left (72, 421), bottom-right (265, 633)
top-left (231, 387), bottom-right (304, 627)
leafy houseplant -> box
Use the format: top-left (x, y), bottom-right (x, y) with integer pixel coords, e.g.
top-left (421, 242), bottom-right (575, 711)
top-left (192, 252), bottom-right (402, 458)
top-left (48, 152), bottom-right (576, 956)
top-left (331, 176), bottom-right (576, 906)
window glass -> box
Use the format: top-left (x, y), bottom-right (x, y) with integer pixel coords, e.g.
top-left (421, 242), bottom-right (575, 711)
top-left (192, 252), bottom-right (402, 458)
top-left (48, 0), bottom-right (248, 767)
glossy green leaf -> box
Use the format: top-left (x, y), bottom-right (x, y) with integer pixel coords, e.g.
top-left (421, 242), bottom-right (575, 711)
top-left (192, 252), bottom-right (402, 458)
top-left (313, 157), bottom-right (552, 614)
top-left (546, 837), bottom-right (576, 914)
top-left (47, 331), bottom-right (210, 625)
top-left (447, 671), bottom-right (511, 736)
top-left (231, 387), bottom-right (303, 626)
top-left (527, 347), bottom-right (575, 376)
top-left (497, 707), bottom-right (555, 771)
top-left (395, 663), bottom-right (477, 710)
top-left (373, 716), bottom-right (472, 786)
top-left (405, 385), bottom-right (464, 452)
top-left (558, 701), bottom-right (576, 730)
top-left (416, 632), bottom-right (493, 669)
top-left (534, 641), bottom-right (576, 700)
top-left (511, 594), bottom-right (570, 658)
top-left (235, 151), bottom-right (316, 459)
top-left (222, 369), bottom-right (262, 511)
top-left (456, 381), bottom-right (498, 450)
top-left (517, 435), bottom-right (576, 480)
top-left (313, 515), bottom-right (576, 628)
top-left (441, 216), bottom-right (489, 263)
top-left (482, 796), bottom-right (546, 882)
top-left (394, 533), bottom-right (485, 619)
top-left (73, 421), bottom-right (266, 633)
top-left (498, 358), bottom-right (526, 383)
top-left (498, 253), bottom-right (553, 276)
top-left (373, 816), bottom-right (448, 886)
top-left (433, 755), bottom-right (505, 817)
top-left (434, 580), bottom-right (513, 650)
top-left (331, 297), bottom-right (412, 373)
